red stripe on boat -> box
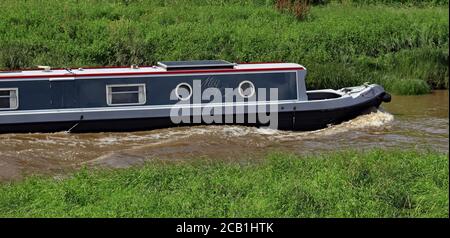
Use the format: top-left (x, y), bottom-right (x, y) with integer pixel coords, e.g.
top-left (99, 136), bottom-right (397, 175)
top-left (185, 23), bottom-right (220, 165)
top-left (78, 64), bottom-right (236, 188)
top-left (0, 67), bottom-right (305, 80)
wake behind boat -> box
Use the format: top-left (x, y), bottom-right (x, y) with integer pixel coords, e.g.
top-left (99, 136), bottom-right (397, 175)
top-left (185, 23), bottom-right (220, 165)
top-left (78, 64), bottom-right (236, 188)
top-left (0, 60), bottom-right (391, 133)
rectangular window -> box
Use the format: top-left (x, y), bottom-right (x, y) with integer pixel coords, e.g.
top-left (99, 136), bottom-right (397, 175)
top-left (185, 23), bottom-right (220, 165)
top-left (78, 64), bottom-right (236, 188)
top-left (106, 84), bottom-right (146, 106)
top-left (0, 88), bottom-right (18, 110)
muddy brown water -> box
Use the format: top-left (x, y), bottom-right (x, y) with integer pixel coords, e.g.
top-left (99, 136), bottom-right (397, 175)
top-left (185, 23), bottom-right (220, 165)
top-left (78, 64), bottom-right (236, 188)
top-left (0, 90), bottom-right (448, 181)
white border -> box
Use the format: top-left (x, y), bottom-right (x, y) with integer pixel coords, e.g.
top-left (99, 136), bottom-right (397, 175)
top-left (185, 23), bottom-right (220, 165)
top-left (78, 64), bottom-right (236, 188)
top-left (49, 77), bottom-right (75, 81)
top-left (0, 70), bottom-right (299, 82)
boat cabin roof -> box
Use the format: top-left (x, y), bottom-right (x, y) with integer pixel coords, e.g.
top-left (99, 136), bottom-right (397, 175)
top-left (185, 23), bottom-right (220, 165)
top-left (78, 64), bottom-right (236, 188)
top-left (157, 60), bottom-right (235, 70)
top-left (0, 61), bottom-right (305, 80)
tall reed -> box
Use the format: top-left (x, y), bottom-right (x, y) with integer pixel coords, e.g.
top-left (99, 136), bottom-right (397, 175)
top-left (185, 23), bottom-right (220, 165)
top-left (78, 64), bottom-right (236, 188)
top-left (276, 0), bottom-right (311, 20)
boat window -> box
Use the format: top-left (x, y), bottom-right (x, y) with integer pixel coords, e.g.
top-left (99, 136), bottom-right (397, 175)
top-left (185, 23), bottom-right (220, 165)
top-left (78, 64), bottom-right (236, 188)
top-left (0, 88), bottom-right (18, 110)
top-left (238, 81), bottom-right (255, 98)
top-left (106, 84), bottom-right (146, 106)
top-left (175, 83), bottom-right (192, 101)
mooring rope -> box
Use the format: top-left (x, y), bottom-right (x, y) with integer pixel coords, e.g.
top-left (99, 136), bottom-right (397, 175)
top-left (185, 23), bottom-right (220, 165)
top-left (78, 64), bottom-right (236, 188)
top-left (65, 116), bottom-right (84, 133)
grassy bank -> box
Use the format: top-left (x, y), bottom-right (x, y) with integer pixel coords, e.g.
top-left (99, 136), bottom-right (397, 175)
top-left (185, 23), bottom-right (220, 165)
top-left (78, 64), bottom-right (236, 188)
top-left (0, 1), bottom-right (448, 94)
top-left (0, 149), bottom-right (447, 218)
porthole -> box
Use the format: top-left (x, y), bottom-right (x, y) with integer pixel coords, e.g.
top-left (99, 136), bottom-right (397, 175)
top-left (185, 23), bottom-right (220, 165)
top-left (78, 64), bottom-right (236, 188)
top-left (175, 83), bottom-right (193, 101)
top-left (238, 80), bottom-right (255, 98)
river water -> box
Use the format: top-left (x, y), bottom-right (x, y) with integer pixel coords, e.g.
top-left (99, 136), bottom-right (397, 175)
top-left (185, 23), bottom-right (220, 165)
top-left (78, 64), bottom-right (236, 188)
top-left (0, 90), bottom-right (448, 180)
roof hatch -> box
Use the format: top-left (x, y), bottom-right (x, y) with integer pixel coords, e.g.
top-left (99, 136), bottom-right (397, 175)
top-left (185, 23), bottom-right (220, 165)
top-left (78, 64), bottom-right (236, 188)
top-left (157, 60), bottom-right (235, 71)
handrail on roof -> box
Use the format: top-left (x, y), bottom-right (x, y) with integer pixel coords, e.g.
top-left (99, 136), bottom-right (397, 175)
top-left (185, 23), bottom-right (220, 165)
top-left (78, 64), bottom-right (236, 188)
top-left (37, 65), bottom-right (51, 72)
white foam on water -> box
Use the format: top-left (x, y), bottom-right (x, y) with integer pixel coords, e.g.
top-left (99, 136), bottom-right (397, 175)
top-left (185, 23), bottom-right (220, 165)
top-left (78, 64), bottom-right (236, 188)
top-left (311, 109), bottom-right (394, 135)
top-left (244, 109), bottom-right (395, 141)
top-left (255, 127), bottom-right (280, 135)
top-left (96, 137), bottom-right (120, 145)
top-left (220, 126), bottom-right (251, 137)
top-left (0, 109), bottom-right (394, 151)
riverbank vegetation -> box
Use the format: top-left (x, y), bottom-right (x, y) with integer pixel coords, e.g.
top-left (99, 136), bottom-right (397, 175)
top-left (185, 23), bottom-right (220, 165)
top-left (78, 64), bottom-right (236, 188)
top-left (0, 149), bottom-right (447, 218)
top-left (0, 0), bottom-right (448, 94)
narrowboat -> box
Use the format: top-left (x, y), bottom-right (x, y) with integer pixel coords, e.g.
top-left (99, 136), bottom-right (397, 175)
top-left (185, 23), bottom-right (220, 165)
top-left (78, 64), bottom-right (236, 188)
top-left (0, 60), bottom-right (391, 133)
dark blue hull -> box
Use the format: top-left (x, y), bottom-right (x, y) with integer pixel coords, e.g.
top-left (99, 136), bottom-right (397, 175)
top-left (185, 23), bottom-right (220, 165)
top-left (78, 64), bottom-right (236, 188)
top-left (0, 96), bottom-right (384, 133)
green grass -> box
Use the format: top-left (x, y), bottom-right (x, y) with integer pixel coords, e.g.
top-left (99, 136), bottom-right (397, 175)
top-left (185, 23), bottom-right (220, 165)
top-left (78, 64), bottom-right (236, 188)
top-left (347, 0), bottom-right (449, 6)
top-left (0, 1), bottom-right (448, 94)
top-left (0, 149), bottom-right (448, 217)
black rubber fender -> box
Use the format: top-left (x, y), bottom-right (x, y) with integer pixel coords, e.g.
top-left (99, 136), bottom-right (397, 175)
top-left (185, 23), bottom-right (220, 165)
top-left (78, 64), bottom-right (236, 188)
top-left (381, 92), bottom-right (391, 103)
